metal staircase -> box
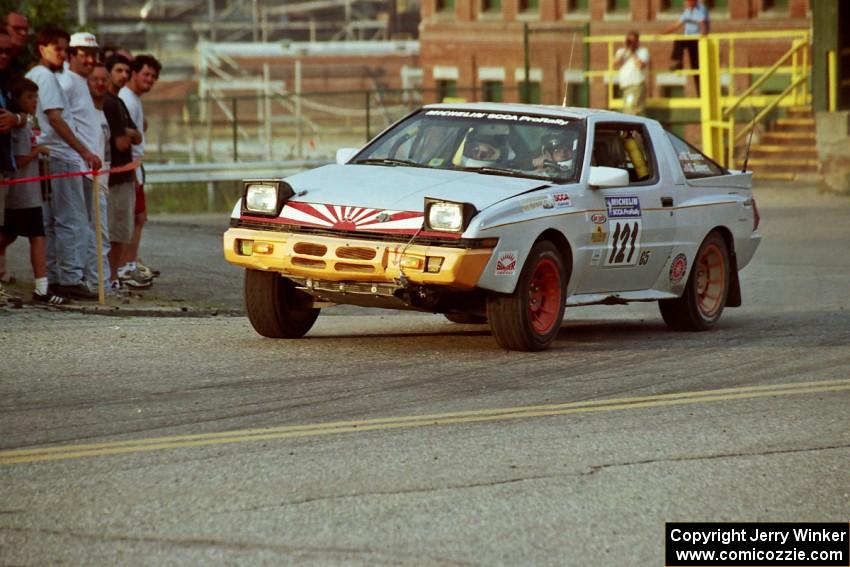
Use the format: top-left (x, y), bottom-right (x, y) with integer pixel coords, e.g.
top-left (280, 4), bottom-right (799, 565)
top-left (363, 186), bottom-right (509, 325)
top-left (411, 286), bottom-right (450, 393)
top-left (740, 106), bottom-right (818, 181)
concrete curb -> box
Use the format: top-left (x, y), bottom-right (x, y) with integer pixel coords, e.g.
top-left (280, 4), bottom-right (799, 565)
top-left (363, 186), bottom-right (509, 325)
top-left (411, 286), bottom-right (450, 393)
top-left (1, 295), bottom-right (244, 318)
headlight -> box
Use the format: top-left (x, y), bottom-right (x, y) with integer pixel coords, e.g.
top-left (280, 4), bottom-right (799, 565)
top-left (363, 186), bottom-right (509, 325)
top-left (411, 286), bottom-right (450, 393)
top-left (245, 184), bottom-right (277, 213)
top-left (241, 180), bottom-right (295, 217)
top-left (423, 198), bottom-right (477, 233)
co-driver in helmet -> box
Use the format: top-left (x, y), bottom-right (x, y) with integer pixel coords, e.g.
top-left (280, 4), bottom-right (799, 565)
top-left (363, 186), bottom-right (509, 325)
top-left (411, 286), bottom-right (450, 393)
top-left (533, 131), bottom-right (576, 173)
top-left (460, 124), bottom-right (513, 168)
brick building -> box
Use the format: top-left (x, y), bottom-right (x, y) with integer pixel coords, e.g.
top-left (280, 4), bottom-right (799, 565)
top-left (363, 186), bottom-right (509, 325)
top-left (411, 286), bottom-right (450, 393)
top-left (419, 0), bottom-right (811, 109)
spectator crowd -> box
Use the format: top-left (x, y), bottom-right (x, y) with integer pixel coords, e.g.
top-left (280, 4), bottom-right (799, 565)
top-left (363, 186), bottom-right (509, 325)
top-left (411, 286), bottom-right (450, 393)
top-left (0, 10), bottom-right (161, 306)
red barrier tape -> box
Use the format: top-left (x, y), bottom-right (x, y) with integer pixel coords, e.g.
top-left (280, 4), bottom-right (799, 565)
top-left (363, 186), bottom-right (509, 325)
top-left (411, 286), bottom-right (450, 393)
top-left (0, 159), bottom-right (141, 187)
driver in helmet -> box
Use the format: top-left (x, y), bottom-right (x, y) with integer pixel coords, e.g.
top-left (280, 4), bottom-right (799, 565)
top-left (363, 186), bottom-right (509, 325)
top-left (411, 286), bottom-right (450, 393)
top-left (460, 125), bottom-right (513, 168)
top-left (533, 131), bottom-right (576, 173)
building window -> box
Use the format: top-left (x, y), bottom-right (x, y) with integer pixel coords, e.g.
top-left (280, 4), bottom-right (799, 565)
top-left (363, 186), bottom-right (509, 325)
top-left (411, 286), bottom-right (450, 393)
top-left (526, 82), bottom-right (541, 103)
top-left (437, 80), bottom-right (457, 102)
top-left (566, 0), bottom-right (588, 12)
top-left (607, 0), bottom-right (629, 12)
top-left (482, 0), bottom-right (501, 13)
top-left (566, 83), bottom-right (585, 107)
top-left (436, 0), bottom-right (455, 12)
top-left (762, 0), bottom-right (788, 11)
top-left (518, 81), bottom-right (541, 103)
top-left (481, 81), bottom-right (503, 102)
top-left (664, 0), bottom-right (727, 11)
top-left (519, 0), bottom-right (539, 13)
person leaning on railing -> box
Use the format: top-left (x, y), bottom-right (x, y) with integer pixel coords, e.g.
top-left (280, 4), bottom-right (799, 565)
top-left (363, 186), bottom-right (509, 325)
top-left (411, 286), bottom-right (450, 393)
top-left (25, 27), bottom-right (102, 300)
top-left (663, 0), bottom-right (708, 95)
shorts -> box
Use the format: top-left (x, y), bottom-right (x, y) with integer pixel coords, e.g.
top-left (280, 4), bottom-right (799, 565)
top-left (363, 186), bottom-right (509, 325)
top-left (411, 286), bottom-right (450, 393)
top-left (1, 206), bottom-right (45, 238)
top-left (134, 181), bottom-right (147, 216)
top-left (108, 181), bottom-right (136, 243)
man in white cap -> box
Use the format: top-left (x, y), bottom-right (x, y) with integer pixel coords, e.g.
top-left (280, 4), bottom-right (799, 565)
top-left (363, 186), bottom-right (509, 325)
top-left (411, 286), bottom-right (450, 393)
top-left (58, 31), bottom-right (111, 294)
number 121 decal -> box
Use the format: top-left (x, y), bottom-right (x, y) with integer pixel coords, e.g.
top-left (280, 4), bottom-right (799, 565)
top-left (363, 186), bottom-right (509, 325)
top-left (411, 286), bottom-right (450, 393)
top-left (604, 220), bottom-right (642, 266)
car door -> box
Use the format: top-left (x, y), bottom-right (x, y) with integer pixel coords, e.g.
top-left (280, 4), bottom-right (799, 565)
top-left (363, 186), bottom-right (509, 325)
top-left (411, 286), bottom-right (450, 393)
top-left (574, 122), bottom-right (677, 294)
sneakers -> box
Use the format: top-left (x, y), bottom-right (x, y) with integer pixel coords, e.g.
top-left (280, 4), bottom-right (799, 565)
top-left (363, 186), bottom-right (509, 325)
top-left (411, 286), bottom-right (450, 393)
top-left (109, 279), bottom-right (132, 296)
top-left (51, 283), bottom-right (99, 300)
top-left (136, 260), bottom-right (160, 280)
top-left (0, 285), bottom-right (22, 307)
top-left (33, 291), bottom-right (71, 305)
top-left (119, 268), bottom-right (153, 289)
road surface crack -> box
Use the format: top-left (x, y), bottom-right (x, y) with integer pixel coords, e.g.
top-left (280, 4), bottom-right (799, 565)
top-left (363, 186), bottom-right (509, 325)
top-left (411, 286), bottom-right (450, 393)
top-left (583, 443), bottom-right (850, 476)
top-left (223, 473), bottom-right (558, 514)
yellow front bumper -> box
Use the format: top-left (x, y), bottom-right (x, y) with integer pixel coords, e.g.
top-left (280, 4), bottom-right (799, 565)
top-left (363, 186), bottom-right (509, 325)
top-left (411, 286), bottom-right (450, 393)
top-left (223, 227), bottom-right (494, 288)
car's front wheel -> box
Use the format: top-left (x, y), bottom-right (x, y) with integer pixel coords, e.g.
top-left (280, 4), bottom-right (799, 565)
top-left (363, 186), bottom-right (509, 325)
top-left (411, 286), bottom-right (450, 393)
top-left (244, 270), bottom-right (320, 338)
top-left (487, 241), bottom-right (567, 351)
top-left (659, 231), bottom-right (730, 331)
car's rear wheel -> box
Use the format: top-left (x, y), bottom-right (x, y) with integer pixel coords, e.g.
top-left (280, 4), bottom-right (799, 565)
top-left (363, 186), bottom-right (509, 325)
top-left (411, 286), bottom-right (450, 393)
top-left (659, 231), bottom-right (730, 331)
top-left (444, 312), bottom-right (487, 324)
top-left (487, 241), bottom-right (567, 351)
top-left (244, 269), bottom-right (320, 338)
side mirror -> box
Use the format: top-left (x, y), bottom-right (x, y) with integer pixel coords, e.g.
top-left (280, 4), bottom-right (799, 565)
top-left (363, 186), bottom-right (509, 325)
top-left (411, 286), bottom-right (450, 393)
top-left (336, 148), bottom-right (358, 165)
top-left (588, 166), bottom-right (629, 188)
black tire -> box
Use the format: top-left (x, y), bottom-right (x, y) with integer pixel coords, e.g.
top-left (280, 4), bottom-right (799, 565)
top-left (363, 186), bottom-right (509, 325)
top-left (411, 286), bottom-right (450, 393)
top-left (244, 270), bottom-right (319, 338)
top-left (487, 241), bottom-right (567, 351)
top-left (659, 231), bottom-right (730, 331)
top-left (444, 312), bottom-right (488, 325)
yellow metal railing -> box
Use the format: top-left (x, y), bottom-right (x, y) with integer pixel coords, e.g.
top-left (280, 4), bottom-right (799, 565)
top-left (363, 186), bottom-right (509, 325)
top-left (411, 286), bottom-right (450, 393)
top-left (584, 30), bottom-right (811, 166)
top-left (722, 39), bottom-right (809, 167)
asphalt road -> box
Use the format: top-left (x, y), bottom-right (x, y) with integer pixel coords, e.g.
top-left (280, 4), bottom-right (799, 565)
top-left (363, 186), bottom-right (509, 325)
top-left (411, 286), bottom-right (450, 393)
top-left (1, 183), bottom-right (849, 566)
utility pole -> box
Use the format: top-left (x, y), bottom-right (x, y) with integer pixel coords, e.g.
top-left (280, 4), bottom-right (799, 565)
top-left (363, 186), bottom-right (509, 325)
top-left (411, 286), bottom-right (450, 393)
top-left (208, 0), bottom-right (217, 41)
top-left (523, 23), bottom-right (530, 103)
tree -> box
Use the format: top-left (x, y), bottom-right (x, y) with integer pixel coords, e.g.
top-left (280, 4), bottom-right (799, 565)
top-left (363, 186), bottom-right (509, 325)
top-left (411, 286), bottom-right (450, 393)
top-left (1, 0), bottom-right (73, 71)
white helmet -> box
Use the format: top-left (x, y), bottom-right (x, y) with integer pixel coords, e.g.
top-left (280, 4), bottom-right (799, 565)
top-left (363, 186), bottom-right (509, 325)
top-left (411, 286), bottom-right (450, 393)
top-left (461, 125), bottom-right (512, 167)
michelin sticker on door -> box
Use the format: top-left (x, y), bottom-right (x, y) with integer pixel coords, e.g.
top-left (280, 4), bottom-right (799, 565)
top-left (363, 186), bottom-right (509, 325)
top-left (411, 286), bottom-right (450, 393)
top-left (604, 196), bottom-right (642, 267)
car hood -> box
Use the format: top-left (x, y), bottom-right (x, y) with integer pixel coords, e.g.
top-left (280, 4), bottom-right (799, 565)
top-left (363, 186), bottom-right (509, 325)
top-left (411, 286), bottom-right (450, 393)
top-left (285, 164), bottom-right (548, 212)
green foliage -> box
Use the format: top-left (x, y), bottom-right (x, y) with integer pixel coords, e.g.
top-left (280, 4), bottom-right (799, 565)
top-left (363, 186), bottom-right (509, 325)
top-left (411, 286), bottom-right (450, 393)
top-left (146, 182), bottom-right (243, 214)
top-left (1, 0), bottom-right (73, 70)
top-left (19, 0), bottom-right (73, 31)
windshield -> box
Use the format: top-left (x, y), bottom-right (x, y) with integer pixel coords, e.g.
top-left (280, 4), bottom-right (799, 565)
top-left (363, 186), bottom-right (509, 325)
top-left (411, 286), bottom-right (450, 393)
top-left (353, 109), bottom-right (585, 183)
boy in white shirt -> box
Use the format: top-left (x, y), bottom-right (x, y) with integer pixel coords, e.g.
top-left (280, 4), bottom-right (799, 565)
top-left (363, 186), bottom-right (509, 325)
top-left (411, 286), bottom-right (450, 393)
top-left (25, 27), bottom-right (101, 300)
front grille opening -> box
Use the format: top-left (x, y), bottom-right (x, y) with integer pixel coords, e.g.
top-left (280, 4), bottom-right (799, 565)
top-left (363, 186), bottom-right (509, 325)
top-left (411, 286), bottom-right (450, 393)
top-left (292, 257), bottom-right (327, 268)
top-left (336, 246), bottom-right (377, 260)
top-left (293, 242), bottom-right (327, 256)
top-left (334, 263), bottom-right (375, 273)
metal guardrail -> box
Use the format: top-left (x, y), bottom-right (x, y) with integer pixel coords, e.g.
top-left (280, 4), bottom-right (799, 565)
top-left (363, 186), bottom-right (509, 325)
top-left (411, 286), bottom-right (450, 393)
top-left (144, 159), bottom-right (333, 185)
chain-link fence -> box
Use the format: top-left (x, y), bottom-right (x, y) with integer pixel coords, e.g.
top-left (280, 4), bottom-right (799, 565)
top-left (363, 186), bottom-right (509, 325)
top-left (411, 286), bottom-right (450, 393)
top-left (143, 86), bottom-right (535, 165)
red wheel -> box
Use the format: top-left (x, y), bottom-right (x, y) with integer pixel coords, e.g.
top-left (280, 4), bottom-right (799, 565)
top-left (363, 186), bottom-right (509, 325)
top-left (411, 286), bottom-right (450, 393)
top-left (528, 257), bottom-right (562, 334)
top-left (659, 231), bottom-right (730, 331)
top-left (487, 240), bottom-right (567, 351)
top-left (694, 241), bottom-right (726, 319)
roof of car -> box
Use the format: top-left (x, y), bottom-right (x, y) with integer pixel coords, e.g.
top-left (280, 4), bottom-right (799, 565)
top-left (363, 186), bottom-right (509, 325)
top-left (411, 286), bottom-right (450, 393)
top-left (422, 102), bottom-right (629, 121)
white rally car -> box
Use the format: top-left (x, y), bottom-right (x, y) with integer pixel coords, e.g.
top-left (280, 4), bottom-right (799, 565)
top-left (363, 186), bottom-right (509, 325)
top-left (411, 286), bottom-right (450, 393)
top-left (224, 103), bottom-right (761, 351)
